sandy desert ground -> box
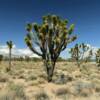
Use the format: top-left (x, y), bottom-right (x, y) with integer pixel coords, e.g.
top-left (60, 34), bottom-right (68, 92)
top-left (0, 61), bottom-right (100, 100)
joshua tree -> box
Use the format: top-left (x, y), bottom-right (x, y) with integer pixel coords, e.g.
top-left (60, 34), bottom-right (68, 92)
top-left (69, 43), bottom-right (89, 67)
top-left (6, 40), bottom-right (13, 71)
top-left (96, 49), bottom-right (100, 67)
top-left (25, 56), bottom-right (30, 62)
top-left (85, 49), bottom-right (93, 62)
top-left (25, 15), bottom-right (77, 82)
top-left (0, 55), bottom-right (3, 63)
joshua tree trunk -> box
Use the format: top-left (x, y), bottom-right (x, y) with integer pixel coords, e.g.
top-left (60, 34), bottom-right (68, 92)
top-left (6, 40), bottom-right (13, 72)
top-left (44, 61), bottom-right (55, 82)
top-left (9, 48), bottom-right (11, 70)
top-left (7, 48), bottom-right (11, 71)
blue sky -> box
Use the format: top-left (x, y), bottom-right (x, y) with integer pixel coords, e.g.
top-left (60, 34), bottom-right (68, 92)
top-left (0, 0), bottom-right (100, 58)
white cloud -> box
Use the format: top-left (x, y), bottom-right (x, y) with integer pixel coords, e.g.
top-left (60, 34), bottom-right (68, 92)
top-left (0, 45), bottom-right (40, 58)
top-left (0, 44), bottom-right (99, 59)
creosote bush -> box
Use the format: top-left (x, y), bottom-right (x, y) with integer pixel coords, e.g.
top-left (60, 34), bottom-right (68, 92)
top-left (25, 14), bottom-right (77, 82)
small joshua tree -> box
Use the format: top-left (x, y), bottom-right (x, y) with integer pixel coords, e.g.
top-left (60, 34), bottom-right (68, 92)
top-left (96, 49), bottom-right (100, 67)
top-left (69, 43), bottom-right (89, 67)
top-left (0, 55), bottom-right (3, 63)
top-left (85, 49), bottom-right (93, 62)
top-left (6, 40), bottom-right (13, 71)
top-left (25, 15), bottom-right (77, 82)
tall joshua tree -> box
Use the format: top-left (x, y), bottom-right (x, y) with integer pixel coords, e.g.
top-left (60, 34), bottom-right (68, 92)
top-left (25, 15), bottom-right (77, 82)
top-left (6, 40), bottom-right (13, 71)
top-left (69, 43), bottom-right (89, 67)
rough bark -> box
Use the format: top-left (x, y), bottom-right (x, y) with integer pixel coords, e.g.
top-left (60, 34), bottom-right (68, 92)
top-left (7, 48), bottom-right (11, 72)
top-left (44, 61), bottom-right (55, 82)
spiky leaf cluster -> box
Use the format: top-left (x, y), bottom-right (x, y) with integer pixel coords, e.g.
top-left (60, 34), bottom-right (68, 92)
top-left (6, 41), bottom-right (13, 49)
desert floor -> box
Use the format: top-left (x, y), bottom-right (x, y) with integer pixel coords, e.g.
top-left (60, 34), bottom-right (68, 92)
top-left (0, 61), bottom-right (100, 100)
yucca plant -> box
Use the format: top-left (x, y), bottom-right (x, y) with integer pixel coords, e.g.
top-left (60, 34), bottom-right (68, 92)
top-left (25, 14), bottom-right (77, 82)
top-left (96, 49), bottom-right (100, 67)
top-left (69, 43), bottom-right (89, 67)
top-left (6, 40), bottom-right (13, 71)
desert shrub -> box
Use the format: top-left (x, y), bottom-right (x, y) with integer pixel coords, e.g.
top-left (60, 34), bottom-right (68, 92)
top-left (18, 74), bottom-right (26, 79)
top-left (0, 91), bottom-right (15, 100)
top-left (54, 74), bottom-right (73, 84)
top-left (32, 57), bottom-right (41, 62)
top-left (25, 74), bottom-right (37, 81)
top-left (35, 91), bottom-right (49, 100)
top-left (25, 56), bottom-right (30, 62)
top-left (95, 84), bottom-right (100, 92)
top-left (37, 78), bottom-right (46, 84)
top-left (38, 74), bottom-right (47, 80)
top-left (74, 81), bottom-right (95, 97)
top-left (55, 87), bottom-right (69, 100)
top-left (7, 82), bottom-right (28, 100)
top-left (0, 73), bottom-right (9, 82)
top-left (0, 83), bottom-right (28, 100)
top-left (55, 88), bottom-right (68, 96)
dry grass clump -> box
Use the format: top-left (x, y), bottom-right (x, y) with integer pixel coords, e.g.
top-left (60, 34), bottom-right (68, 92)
top-left (25, 73), bottom-right (37, 81)
top-left (0, 82), bottom-right (28, 100)
top-left (0, 73), bottom-right (9, 82)
top-left (95, 84), bottom-right (100, 93)
top-left (35, 90), bottom-right (49, 100)
top-left (55, 87), bottom-right (69, 96)
top-left (72, 81), bottom-right (95, 97)
top-left (54, 87), bottom-right (70, 100)
top-left (53, 73), bottom-right (73, 84)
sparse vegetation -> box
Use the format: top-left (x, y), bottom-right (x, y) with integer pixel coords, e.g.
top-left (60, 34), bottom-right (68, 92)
top-left (0, 61), bottom-right (100, 99)
top-left (0, 82), bottom-right (28, 100)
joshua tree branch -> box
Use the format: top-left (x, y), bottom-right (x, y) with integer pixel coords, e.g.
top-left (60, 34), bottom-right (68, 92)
top-left (29, 46), bottom-right (43, 57)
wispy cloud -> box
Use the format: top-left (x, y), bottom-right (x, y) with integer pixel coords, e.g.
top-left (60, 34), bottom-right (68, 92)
top-left (0, 45), bottom-right (39, 58)
top-left (0, 44), bottom-right (99, 59)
